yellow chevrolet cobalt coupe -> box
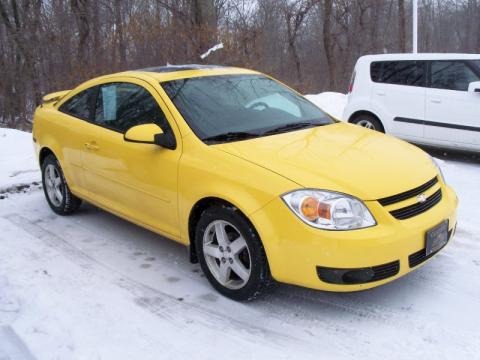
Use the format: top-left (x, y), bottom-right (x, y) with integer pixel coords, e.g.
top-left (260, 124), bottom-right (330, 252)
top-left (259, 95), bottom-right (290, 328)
top-left (33, 65), bottom-right (458, 300)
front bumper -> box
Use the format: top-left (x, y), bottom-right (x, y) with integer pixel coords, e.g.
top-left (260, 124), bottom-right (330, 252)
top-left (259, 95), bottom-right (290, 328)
top-left (250, 184), bottom-right (458, 292)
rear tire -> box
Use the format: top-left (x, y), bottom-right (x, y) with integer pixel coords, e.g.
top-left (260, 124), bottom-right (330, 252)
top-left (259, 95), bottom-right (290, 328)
top-left (41, 154), bottom-right (82, 215)
top-left (195, 205), bottom-right (271, 301)
top-left (350, 114), bottom-right (384, 133)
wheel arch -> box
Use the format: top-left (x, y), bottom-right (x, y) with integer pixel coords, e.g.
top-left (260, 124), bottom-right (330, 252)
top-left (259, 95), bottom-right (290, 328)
top-left (187, 197), bottom-right (259, 264)
top-left (348, 110), bottom-right (385, 132)
top-left (39, 146), bottom-right (56, 167)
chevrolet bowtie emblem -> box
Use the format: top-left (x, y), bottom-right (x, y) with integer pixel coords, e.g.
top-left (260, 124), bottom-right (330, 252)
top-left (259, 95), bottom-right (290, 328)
top-left (417, 194), bottom-right (427, 203)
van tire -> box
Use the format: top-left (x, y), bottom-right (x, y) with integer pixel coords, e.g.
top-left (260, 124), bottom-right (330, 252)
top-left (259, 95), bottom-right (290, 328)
top-left (350, 114), bottom-right (385, 133)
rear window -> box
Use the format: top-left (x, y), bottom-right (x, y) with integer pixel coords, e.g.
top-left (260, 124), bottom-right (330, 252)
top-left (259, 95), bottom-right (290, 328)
top-left (371, 61), bottom-right (425, 86)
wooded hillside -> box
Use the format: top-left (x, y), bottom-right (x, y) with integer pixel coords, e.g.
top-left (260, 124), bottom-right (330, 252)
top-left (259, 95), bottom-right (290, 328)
top-left (1, 0), bottom-right (479, 129)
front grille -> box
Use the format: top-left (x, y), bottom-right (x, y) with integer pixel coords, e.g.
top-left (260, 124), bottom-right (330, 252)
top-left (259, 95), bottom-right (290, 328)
top-left (409, 227), bottom-right (453, 268)
top-left (370, 261), bottom-right (401, 281)
top-left (390, 189), bottom-right (442, 220)
top-left (378, 177), bottom-right (438, 206)
top-left (317, 260), bottom-right (400, 285)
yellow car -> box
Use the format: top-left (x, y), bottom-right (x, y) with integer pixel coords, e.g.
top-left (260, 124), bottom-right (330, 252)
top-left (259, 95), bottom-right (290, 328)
top-left (33, 65), bottom-right (458, 301)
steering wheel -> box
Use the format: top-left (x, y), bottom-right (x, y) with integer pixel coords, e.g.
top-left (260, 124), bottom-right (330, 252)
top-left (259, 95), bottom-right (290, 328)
top-left (247, 101), bottom-right (270, 111)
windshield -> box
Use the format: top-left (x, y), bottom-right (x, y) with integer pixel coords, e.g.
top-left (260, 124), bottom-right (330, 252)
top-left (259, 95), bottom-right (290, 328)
top-left (161, 74), bottom-right (333, 143)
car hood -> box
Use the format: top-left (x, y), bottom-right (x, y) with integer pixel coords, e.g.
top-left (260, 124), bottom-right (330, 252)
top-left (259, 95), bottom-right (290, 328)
top-left (214, 122), bottom-right (437, 200)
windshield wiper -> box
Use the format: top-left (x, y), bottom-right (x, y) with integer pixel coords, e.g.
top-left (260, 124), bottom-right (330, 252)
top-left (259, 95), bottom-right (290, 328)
top-left (261, 122), bottom-right (319, 136)
top-left (202, 131), bottom-right (260, 144)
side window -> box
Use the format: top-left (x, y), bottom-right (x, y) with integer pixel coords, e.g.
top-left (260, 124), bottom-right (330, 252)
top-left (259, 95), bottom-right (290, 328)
top-left (94, 82), bottom-right (167, 133)
top-left (472, 60), bottom-right (480, 72)
top-left (59, 87), bottom-right (96, 120)
top-left (430, 61), bottom-right (480, 91)
top-left (371, 61), bottom-right (425, 86)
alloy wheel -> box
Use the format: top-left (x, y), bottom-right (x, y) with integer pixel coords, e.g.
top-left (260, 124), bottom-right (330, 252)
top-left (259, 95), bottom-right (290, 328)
top-left (202, 220), bottom-right (252, 290)
top-left (357, 119), bottom-right (376, 130)
top-left (44, 164), bottom-right (63, 207)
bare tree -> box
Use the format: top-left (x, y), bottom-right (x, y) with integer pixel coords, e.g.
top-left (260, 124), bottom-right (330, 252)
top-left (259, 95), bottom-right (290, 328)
top-left (192, 0), bottom-right (218, 55)
top-left (322, 0), bottom-right (335, 89)
top-left (398, 0), bottom-right (406, 52)
top-left (281, 0), bottom-right (317, 85)
top-left (114, 0), bottom-right (127, 68)
top-left (70, 0), bottom-right (90, 64)
top-left (1, 0), bottom-right (479, 130)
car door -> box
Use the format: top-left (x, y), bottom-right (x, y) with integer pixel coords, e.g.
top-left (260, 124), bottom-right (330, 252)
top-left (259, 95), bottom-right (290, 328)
top-left (425, 60), bottom-right (480, 148)
top-left (81, 78), bottom-right (182, 239)
top-left (55, 86), bottom-right (98, 194)
top-left (370, 60), bottom-right (426, 141)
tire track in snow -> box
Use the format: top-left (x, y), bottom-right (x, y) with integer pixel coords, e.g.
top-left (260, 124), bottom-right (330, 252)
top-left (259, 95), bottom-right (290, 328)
top-left (8, 211), bottom-right (431, 332)
top-left (0, 326), bottom-right (36, 360)
top-left (8, 207), bottom-right (472, 348)
top-left (3, 213), bottom-right (307, 349)
top-left (31, 210), bottom-right (409, 327)
top-left (9, 210), bottom-right (377, 353)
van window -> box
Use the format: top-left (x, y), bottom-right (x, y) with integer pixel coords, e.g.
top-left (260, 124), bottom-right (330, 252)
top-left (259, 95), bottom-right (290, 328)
top-left (371, 61), bottom-right (425, 86)
top-left (430, 61), bottom-right (480, 91)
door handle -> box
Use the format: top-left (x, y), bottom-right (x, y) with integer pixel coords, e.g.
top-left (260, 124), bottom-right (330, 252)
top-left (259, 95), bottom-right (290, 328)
top-left (430, 99), bottom-right (442, 104)
top-left (84, 142), bottom-right (99, 151)
top-left (376, 92), bottom-right (386, 96)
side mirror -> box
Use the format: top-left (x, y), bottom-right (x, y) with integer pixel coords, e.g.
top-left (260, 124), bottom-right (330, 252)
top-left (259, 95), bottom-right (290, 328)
top-left (124, 123), bottom-right (176, 150)
top-left (468, 81), bottom-right (480, 93)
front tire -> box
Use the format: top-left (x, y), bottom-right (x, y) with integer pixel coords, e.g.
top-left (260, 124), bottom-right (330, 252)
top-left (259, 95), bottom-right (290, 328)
top-left (195, 205), bottom-right (271, 301)
top-left (41, 154), bottom-right (82, 215)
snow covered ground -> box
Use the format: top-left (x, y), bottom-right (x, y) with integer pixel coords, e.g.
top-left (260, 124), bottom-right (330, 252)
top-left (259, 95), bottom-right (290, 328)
top-left (0, 128), bottom-right (40, 192)
top-left (305, 92), bottom-right (348, 119)
top-left (1, 97), bottom-right (479, 359)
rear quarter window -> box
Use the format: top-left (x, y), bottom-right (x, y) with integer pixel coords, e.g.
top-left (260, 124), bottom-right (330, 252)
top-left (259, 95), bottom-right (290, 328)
top-left (370, 61), bottom-right (425, 86)
top-left (59, 87), bottom-right (97, 120)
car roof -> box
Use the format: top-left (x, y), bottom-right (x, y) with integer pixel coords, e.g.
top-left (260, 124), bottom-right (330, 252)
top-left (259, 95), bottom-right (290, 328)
top-left (96, 64), bottom-right (260, 83)
top-left (358, 53), bottom-right (480, 62)
top-left (138, 64), bottom-right (226, 73)
top-left (56, 64), bottom-right (264, 106)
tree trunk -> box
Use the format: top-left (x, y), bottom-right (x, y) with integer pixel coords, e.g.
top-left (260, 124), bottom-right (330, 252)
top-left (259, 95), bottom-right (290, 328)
top-left (322, 0), bottom-right (335, 90)
top-left (114, 0), bottom-right (126, 69)
top-left (288, 40), bottom-right (302, 84)
top-left (398, 0), bottom-right (406, 52)
top-left (92, 0), bottom-right (101, 72)
top-left (70, 0), bottom-right (90, 64)
top-left (191, 0), bottom-right (217, 57)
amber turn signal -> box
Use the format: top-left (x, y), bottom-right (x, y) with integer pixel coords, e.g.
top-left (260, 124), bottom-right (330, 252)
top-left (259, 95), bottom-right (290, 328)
top-left (300, 196), bottom-right (320, 221)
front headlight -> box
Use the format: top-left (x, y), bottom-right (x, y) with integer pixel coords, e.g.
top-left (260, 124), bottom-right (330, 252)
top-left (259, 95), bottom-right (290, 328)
top-left (282, 190), bottom-right (376, 230)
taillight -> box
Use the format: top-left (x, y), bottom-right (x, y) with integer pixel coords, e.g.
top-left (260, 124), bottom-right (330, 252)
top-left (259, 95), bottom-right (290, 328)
top-left (348, 71), bottom-right (356, 93)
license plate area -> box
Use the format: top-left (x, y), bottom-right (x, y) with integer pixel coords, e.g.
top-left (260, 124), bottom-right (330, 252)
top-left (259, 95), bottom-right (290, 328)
top-left (425, 220), bottom-right (449, 256)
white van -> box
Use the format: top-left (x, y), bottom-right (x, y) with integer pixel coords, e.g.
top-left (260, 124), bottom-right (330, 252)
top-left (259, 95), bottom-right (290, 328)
top-left (343, 53), bottom-right (480, 152)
